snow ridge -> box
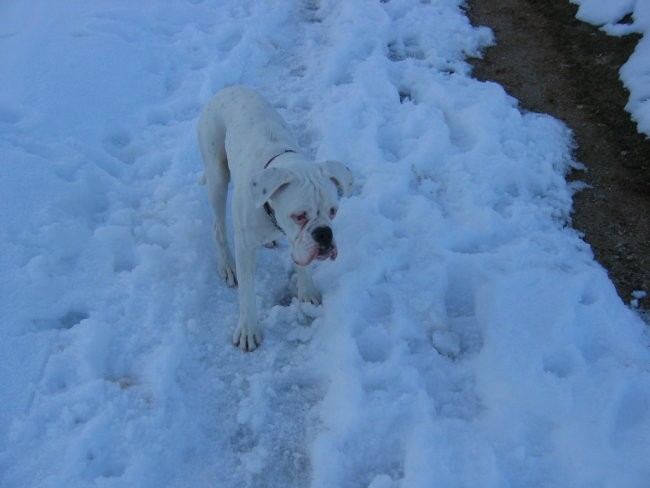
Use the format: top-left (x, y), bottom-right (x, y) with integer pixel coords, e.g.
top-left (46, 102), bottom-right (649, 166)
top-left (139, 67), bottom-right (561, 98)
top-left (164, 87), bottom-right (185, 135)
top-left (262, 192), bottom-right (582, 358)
top-left (1, 0), bottom-right (649, 487)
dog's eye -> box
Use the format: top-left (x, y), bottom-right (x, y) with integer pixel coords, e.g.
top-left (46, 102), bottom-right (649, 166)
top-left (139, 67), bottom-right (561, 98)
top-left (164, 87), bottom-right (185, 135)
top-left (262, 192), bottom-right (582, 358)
top-left (329, 207), bottom-right (337, 219)
top-left (291, 212), bottom-right (308, 226)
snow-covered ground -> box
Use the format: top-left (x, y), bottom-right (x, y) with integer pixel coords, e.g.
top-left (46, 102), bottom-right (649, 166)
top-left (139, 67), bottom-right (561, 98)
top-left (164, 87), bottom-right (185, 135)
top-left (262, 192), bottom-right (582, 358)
top-left (571, 0), bottom-right (650, 136)
top-left (1, 0), bottom-right (649, 486)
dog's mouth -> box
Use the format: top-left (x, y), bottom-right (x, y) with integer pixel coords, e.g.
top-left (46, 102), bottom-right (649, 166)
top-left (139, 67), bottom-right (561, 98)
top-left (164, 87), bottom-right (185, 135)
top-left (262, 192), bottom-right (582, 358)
top-left (316, 244), bottom-right (337, 261)
top-left (293, 242), bottom-right (337, 266)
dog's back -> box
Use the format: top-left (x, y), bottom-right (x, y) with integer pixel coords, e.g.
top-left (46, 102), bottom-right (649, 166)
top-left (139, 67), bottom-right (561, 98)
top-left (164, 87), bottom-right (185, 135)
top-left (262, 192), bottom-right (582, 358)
top-left (199, 87), bottom-right (296, 174)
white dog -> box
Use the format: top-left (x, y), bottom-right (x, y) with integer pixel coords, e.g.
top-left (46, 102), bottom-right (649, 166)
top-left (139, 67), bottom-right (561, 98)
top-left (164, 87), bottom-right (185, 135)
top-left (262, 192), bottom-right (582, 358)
top-left (197, 86), bottom-right (353, 351)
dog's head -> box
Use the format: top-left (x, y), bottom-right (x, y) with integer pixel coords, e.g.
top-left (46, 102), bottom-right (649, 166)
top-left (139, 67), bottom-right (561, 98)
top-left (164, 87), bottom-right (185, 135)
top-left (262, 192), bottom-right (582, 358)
top-left (250, 160), bottom-right (353, 266)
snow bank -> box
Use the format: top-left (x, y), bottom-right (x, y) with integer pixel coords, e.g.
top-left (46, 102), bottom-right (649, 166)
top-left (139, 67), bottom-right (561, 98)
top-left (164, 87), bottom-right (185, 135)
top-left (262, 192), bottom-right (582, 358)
top-left (1, 0), bottom-right (649, 487)
top-left (571, 0), bottom-right (650, 136)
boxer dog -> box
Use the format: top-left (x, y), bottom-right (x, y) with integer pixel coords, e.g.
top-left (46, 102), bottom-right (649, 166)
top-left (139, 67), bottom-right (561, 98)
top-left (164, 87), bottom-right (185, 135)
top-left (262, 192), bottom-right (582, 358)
top-left (197, 86), bottom-right (353, 351)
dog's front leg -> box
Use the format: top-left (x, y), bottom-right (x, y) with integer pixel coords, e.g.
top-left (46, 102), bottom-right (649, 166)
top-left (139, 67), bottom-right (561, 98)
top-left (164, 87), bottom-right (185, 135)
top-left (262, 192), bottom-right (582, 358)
top-left (296, 265), bottom-right (321, 305)
top-left (232, 241), bottom-right (262, 351)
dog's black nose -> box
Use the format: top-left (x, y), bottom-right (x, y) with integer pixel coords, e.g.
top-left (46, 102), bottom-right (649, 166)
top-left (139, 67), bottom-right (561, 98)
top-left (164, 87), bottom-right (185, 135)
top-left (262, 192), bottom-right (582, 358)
top-left (312, 226), bottom-right (333, 248)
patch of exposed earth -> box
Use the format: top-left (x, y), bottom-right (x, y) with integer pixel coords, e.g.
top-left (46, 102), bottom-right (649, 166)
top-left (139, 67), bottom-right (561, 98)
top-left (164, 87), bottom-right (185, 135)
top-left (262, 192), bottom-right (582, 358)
top-left (467, 0), bottom-right (650, 313)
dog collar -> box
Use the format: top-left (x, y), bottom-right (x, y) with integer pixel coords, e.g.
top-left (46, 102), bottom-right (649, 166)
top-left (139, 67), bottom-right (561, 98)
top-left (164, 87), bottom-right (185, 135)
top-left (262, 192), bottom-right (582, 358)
top-left (264, 202), bottom-right (285, 235)
top-left (262, 149), bottom-right (295, 234)
top-left (264, 149), bottom-right (296, 169)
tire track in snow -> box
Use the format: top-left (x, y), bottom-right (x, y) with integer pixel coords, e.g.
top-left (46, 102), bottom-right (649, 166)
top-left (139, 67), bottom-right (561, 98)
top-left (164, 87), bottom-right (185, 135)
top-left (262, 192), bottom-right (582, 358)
top-left (133, 2), bottom-right (338, 486)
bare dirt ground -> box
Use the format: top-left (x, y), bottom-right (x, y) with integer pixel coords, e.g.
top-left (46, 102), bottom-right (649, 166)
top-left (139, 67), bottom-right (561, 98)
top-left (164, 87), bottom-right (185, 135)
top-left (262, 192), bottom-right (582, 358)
top-left (466, 0), bottom-right (650, 312)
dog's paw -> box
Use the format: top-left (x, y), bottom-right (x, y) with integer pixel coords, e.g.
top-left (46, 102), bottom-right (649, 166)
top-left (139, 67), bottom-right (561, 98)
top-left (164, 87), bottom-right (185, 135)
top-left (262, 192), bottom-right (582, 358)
top-left (297, 273), bottom-right (321, 305)
top-left (298, 287), bottom-right (321, 306)
top-left (218, 262), bottom-right (237, 287)
top-left (232, 322), bottom-right (262, 352)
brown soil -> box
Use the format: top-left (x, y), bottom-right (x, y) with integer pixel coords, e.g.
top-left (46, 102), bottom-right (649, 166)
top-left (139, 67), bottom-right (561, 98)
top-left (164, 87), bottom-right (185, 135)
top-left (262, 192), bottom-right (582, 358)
top-left (466, 0), bottom-right (650, 312)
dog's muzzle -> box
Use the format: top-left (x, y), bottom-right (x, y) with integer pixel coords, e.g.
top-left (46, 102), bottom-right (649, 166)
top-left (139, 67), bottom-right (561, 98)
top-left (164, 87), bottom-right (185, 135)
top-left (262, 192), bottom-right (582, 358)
top-left (312, 226), bottom-right (337, 260)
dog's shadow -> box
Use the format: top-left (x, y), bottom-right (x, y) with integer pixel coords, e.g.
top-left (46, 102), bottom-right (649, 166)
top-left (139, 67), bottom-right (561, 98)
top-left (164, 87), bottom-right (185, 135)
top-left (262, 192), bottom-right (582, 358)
top-left (278, 292), bottom-right (295, 308)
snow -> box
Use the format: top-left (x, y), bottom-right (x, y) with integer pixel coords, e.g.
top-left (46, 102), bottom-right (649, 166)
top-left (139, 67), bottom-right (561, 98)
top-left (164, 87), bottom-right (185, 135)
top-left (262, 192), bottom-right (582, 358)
top-left (571, 0), bottom-right (650, 136)
top-left (1, 0), bottom-right (649, 487)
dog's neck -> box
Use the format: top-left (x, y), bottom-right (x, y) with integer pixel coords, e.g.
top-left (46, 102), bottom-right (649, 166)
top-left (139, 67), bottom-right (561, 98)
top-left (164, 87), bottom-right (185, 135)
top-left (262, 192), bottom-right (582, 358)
top-left (262, 149), bottom-right (296, 234)
top-left (263, 202), bottom-right (284, 235)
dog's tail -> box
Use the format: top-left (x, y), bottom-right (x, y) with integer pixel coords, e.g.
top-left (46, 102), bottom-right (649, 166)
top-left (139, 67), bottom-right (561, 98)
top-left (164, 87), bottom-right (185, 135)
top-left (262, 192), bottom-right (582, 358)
top-left (198, 173), bottom-right (207, 185)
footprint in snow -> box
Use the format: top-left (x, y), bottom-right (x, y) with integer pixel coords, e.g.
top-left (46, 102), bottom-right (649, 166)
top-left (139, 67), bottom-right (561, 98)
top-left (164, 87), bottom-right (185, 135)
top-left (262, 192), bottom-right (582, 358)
top-left (356, 325), bottom-right (393, 363)
top-left (386, 38), bottom-right (425, 63)
top-left (33, 309), bottom-right (89, 331)
top-left (102, 128), bottom-right (138, 165)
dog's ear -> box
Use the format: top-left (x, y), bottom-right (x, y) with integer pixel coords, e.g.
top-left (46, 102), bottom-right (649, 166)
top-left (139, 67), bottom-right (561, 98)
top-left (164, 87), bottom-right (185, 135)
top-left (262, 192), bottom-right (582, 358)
top-left (320, 160), bottom-right (354, 197)
top-left (250, 167), bottom-right (295, 208)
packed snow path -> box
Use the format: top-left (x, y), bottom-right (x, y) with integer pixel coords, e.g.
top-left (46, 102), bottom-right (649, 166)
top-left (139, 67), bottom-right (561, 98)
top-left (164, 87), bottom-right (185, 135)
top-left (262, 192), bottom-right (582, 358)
top-left (1, 1), bottom-right (649, 487)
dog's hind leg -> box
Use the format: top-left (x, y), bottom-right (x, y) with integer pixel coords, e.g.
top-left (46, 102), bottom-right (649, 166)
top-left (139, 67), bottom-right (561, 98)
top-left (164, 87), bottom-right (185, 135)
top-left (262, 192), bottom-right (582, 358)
top-left (198, 116), bottom-right (237, 287)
